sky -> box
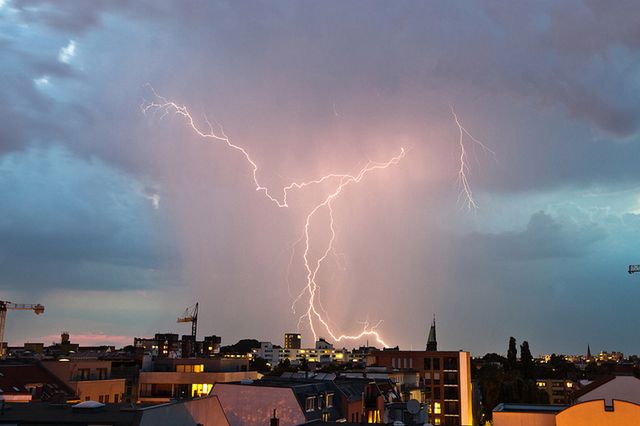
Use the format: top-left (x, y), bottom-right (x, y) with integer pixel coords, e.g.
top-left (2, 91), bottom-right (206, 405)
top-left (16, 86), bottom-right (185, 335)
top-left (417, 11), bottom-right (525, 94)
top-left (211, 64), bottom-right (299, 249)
top-left (1, 0), bottom-right (640, 356)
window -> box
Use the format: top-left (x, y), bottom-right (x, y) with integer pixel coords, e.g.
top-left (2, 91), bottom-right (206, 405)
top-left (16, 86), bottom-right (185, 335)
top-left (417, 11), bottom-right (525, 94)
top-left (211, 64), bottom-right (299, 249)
top-left (177, 364), bottom-right (204, 373)
top-left (78, 368), bottom-right (90, 380)
top-left (97, 368), bottom-right (108, 379)
top-left (444, 372), bottom-right (457, 385)
top-left (434, 418), bottom-right (441, 425)
top-left (104, 394), bottom-right (110, 403)
top-left (445, 401), bottom-right (459, 413)
top-left (434, 402), bottom-right (442, 414)
top-left (433, 358), bottom-right (440, 370)
top-left (424, 358), bottom-right (431, 370)
top-left (434, 387), bottom-right (441, 399)
top-left (444, 386), bottom-right (458, 400)
top-left (326, 393), bottom-right (334, 408)
top-left (98, 395), bottom-right (104, 403)
top-left (305, 397), bottom-right (316, 412)
top-left (85, 396), bottom-right (90, 401)
top-left (191, 384), bottom-right (213, 397)
top-left (444, 357), bottom-right (458, 370)
top-left (114, 394), bottom-right (119, 403)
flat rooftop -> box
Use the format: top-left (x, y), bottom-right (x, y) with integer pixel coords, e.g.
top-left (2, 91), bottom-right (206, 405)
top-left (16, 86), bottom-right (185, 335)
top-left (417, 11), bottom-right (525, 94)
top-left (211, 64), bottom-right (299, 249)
top-left (493, 403), bottom-right (568, 413)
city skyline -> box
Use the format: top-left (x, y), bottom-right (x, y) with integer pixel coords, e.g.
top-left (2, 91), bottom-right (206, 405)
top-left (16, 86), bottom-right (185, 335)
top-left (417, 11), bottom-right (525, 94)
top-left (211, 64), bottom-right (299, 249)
top-left (1, 1), bottom-right (640, 356)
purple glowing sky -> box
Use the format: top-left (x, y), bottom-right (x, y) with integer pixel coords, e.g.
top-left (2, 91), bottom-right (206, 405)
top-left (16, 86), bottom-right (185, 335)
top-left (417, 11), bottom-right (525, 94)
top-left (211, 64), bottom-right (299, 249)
top-left (1, 1), bottom-right (640, 355)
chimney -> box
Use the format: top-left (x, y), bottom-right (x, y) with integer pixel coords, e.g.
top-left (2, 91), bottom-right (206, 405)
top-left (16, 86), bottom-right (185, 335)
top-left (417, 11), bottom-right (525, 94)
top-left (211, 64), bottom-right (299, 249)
top-left (270, 409), bottom-right (279, 426)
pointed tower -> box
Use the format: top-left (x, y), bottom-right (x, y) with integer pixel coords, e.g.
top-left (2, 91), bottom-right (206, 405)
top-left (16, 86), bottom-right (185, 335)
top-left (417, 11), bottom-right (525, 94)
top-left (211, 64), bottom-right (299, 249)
top-left (426, 315), bottom-right (437, 351)
top-left (587, 344), bottom-right (592, 359)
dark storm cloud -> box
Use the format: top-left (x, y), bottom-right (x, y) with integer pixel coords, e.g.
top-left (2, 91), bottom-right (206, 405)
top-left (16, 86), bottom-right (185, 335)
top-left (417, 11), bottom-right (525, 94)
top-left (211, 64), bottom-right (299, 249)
top-left (2, 0), bottom-right (640, 353)
top-left (461, 211), bottom-right (607, 261)
top-left (0, 146), bottom-right (178, 290)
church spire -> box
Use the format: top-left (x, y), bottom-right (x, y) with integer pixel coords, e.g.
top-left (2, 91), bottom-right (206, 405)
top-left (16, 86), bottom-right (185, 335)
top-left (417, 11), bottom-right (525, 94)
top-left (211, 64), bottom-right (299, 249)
top-left (587, 344), bottom-right (592, 359)
top-left (427, 314), bottom-right (437, 351)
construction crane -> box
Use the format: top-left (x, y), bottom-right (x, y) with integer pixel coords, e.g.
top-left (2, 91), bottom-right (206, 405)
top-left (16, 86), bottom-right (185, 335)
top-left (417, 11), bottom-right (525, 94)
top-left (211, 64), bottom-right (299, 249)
top-left (177, 302), bottom-right (198, 339)
top-left (629, 265), bottom-right (640, 274)
top-left (0, 300), bottom-right (45, 358)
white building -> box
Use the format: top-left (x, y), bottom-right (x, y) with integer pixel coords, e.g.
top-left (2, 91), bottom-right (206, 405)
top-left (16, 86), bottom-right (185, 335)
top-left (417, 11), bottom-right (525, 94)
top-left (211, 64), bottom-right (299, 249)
top-left (252, 340), bottom-right (358, 366)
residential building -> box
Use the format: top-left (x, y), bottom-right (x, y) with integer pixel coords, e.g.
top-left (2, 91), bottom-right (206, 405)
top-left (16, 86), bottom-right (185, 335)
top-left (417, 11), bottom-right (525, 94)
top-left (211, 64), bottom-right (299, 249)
top-left (572, 374), bottom-right (640, 405)
top-left (493, 400), bottom-right (640, 426)
top-left (535, 379), bottom-right (576, 404)
top-left (41, 358), bottom-right (127, 403)
top-left (137, 357), bottom-right (259, 403)
top-left (0, 362), bottom-right (78, 403)
top-left (212, 372), bottom-right (398, 426)
top-left (365, 322), bottom-right (473, 426)
top-left (284, 333), bottom-right (301, 350)
top-left (596, 351), bottom-right (624, 363)
top-left (0, 394), bottom-right (230, 426)
top-left (252, 340), bottom-right (364, 366)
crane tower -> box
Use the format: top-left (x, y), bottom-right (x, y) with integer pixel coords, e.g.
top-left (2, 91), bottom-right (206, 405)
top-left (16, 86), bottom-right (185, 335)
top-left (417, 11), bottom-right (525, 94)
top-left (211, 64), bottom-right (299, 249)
top-left (177, 302), bottom-right (198, 339)
top-left (0, 300), bottom-right (45, 358)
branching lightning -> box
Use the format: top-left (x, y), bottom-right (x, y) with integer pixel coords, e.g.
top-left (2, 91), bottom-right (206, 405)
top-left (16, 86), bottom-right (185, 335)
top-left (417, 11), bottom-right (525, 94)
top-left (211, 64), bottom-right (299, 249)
top-left (143, 89), bottom-right (491, 349)
top-left (143, 88), bottom-right (403, 347)
top-left (451, 105), bottom-right (495, 209)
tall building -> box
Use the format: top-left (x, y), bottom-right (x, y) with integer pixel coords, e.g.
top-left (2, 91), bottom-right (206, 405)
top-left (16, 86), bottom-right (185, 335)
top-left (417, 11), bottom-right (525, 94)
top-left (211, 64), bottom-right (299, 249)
top-left (154, 333), bottom-right (180, 357)
top-left (427, 316), bottom-right (437, 351)
top-left (367, 350), bottom-right (473, 426)
top-left (284, 333), bottom-right (302, 350)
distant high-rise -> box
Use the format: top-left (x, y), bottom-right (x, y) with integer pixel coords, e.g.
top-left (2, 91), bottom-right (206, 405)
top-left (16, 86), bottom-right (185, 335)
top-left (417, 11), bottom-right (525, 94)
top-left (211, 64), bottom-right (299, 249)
top-left (426, 315), bottom-right (437, 351)
top-left (284, 333), bottom-right (301, 350)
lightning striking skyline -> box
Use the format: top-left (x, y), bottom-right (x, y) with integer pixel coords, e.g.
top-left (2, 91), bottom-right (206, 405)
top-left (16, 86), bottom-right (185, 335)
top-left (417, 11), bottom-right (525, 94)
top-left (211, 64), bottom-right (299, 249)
top-left (143, 89), bottom-right (405, 347)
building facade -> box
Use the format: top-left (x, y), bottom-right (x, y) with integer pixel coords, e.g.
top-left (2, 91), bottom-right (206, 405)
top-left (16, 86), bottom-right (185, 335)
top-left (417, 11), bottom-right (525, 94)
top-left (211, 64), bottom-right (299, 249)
top-left (366, 350), bottom-right (473, 426)
top-left (284, 333), bottom-right (301, 350)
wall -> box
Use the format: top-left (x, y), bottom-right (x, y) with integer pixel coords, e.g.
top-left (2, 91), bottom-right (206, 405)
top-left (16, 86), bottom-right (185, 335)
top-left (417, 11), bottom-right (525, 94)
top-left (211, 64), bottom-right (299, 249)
top-left (75, 378), bottom-right (126, 403)
top-left (556, 400), bottom-right (640, 426)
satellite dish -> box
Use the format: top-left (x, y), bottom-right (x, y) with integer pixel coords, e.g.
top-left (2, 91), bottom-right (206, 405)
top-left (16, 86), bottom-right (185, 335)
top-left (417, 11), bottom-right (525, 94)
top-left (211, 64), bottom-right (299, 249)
top-left (407, 399), bottom-right (420, 414)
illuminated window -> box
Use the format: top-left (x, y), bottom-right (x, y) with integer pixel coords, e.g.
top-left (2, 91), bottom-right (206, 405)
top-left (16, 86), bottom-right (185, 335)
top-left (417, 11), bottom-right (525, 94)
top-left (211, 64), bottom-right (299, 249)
top-left (368, 410), bottom-right (380, 423)
top-left (177, 364), bottom-right (204, 373)
top-left (434, 418), bottom-right (441, 425)
top-left (305, 397), bottom-right (315, 412)
top-left (191, 383), bottom-right (213, 397)
top-left (434, 402), bottom-right (441, 414)
top-left (326, 393), bottom-right (334, 408)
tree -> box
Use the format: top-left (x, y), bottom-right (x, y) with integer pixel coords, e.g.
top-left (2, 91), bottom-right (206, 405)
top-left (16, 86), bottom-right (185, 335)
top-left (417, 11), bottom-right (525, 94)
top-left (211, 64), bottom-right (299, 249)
top-left (507, 337), bottom-right (518, 370)
top-left (299, 358), bottom-right (310, 372)
top-left (269, 358), bottom-right (298, 376)
top-left (250, 356), bottom-right (271, 374)
top-left (520, 341), bottom-right (533, 378)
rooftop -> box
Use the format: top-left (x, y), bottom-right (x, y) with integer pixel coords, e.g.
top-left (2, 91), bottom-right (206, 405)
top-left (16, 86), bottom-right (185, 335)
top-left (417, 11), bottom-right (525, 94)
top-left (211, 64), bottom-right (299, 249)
top-left (493, 403), bottom-right (568, 413)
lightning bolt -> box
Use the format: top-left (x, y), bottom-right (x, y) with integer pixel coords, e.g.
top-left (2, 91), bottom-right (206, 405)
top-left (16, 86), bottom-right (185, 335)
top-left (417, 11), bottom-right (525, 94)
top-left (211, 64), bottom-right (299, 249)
top-left (143, 89), bottom-right (491, 349)
top-left (143, 88), bottom-right (403, 347)
top-left (450, 105), bottom-right (494, 209)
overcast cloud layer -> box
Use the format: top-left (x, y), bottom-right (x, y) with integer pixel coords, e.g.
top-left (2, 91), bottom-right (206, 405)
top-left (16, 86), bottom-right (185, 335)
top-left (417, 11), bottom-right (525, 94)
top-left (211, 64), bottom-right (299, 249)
top-left (1, 0), bottom-right (639, 355)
